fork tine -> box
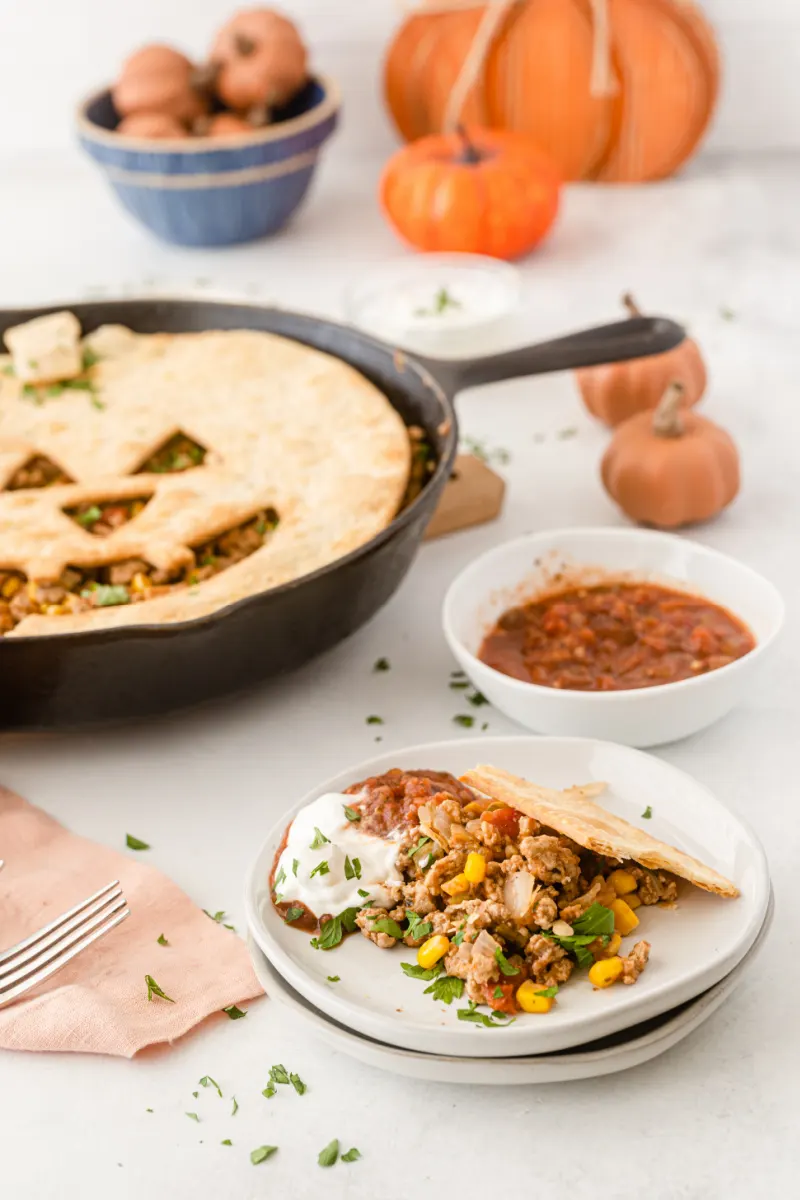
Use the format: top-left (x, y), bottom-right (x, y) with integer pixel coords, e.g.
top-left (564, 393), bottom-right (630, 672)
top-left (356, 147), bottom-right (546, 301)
top-left (0, 880), bottom-right (121, 967)
top-left (0, 908), bottom-right (130, 1009)
top-left (0, 885), bottom-right (124, 976)
top-left (0, 893), bottom-right (128, 992)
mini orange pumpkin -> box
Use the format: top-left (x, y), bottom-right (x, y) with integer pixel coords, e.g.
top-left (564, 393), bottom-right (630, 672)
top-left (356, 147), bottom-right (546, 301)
top-left (117, 112), bottom-right (189, 139)
top-left (380, 127), bottom-right (560, 260)
top-left (113, 45), bottom-right (207, 124)
top-left (601, 381), bottom-right (740, 528)
top-left (577, 294), bottom-right (707, 427)
top-left (210, 8), bottom-right (308, 111)
top-left (198, 112), bottom-right (255, 138)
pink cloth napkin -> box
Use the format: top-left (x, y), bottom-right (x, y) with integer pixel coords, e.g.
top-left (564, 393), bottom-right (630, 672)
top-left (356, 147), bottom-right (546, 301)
top-left (0, 786), bottom-right (263, 1056)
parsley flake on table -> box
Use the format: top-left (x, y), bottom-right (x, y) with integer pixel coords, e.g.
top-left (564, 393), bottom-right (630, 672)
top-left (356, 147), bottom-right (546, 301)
top-left (290, 1073), bottom-right (307, 1096)
top-left (466, 691), bottom-right (488, 707)
top-left (156, 933), bottom-right (169, 946)
top-left (457, 1000), bottom-right (514, 1027)
top-left (449, 679), bottom-right (468, 690)
top-left (424, 975), bottom-right (464, 1004)
top-left (284, 906), bottom-right (304, 923)
top-left (453, 714), bottom-right (474, 728)
top-left (145, 974), bottom-right (173, 1003)
top-left (343, 805), bottom-right (361, 823)
top-left (318, 1139), bottom-right (340, 1167)
top-left (373, 657), bottom-right (391, 672)
top-left (344, 855), bottom-right (361, 881)
top-left (556, 426), bottom-right (578, 440)
top-left (231, 1096), bottom-right (238, 1115)
top-left (310, 827), bottom-right (330, 850)
top-left (494, 946), bottom-right (520, 976)
top-left (642, 805), bottom-right (653, 819)
top-left (186, 1112), bottom-right (200, 1122)
top-left (327, 975), bottom-right (340, 983)
top-left (192, 1092), bottom-right (198, 1099)
top-left (269, 1064), bottom-right (290, 1085)
top-left (401, 960), bottom-right (443, 982)
top-left (221, 1139), bottom-right (232, 1146)
top-left (199, 1075), bottom-right (222, 1098)
top-left (365, 715), bottom-right (384, 725)
top-left (341, 1148), bottom-right (361, 1162)
top-left (145, 1108), bottom-right (153, 1113)
top-left (251, 1145), bottom-right (278, 1165)
top-left (222, 1004), bottom-right (246, 1019)
top-left (262, 1083), bottom-right (276, 1099)
top-left (405, 910), bottom-right (433, 941)
top-left (481, 722), bottom-right (489, 731)
top-left (310, 861), bottom-right (330, 879)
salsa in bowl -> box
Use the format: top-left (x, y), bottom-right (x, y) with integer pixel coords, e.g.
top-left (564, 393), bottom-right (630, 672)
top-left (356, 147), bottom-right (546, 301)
top-left (442, 528), bottom-right (783, 747)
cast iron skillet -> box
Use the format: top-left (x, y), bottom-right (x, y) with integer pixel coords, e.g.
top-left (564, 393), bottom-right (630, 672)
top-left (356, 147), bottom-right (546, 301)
top-left (0, 299), bottom-right (684, 728)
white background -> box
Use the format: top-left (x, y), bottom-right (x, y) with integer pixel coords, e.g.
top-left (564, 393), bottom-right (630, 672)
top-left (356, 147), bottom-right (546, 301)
top-left (0, 0), bottom-right (799, 155)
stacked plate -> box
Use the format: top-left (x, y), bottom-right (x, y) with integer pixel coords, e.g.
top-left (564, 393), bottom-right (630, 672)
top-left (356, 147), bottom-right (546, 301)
top-left (245, 737), bottom-right (772, 1085)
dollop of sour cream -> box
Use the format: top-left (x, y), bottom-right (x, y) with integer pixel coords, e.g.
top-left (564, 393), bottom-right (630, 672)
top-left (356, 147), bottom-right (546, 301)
top-left (273, 792), bottom-right (403, 916)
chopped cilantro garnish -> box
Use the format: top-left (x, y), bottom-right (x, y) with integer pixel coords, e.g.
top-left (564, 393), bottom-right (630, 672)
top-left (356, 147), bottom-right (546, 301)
top-left (457, 1000), bottom-right (514, 1027)
top-left (572, 903), bottom-right (615, 937)
top-left (292, 858), bottom-right (299, 876)
top-left (126, 833), bottom-right (150, 850)
top-left (370, 916), bottom-right (404, 939)
top-left (251, 1145), bottom-right (278, 1165)
top-left (310, 906), bottom-right (360, 951)
top-left (536, 986), bottom-right (559, 998)
top-left (199, 1075), bottom-right (222, 1098)
top-left (1, 363), bottom-right (14, 376)
top-left (290, 1073), bottom-right (306, 1096)
top-left (309, 861), bottom-right (330, 879)
top-left (284, 906), bottom-right (304, 923)
top-left (231, 1096), bottom-right (238, 1115)
top-left (357, 888), bottom-right (370, 899)
top-left (273, 867), bottom-right (286, 890)
top-left (453, 922), bottom-right (467, 946)
top-left (76, 504), bottom-right (102, 528)
top-left (90, 396), bottom-right (106, 411)
top-left (221, 1139), bottom-right (232, 1146)
top-left (453, 714), bottom-right (474, 728)
top-left (466, 690), bottom-right (488, 707)
top-left (327, 975), bottom-right (340, 982)
top-left (222, 1004), bottom-right (246, 1020)
top-left (365, 715), bottom-right (383, 725)
top-left (145, 974), bottom-right (173, 1003)
top-left (341, 1148), bottom-right (361, 1162)
top-left (494, 946), bottom-right (520, 976)
top-left (449, 679), bottom-right (469, 690)
top-left (83, 583), bottom-right (130, 607)
top-left (269, 1064), bottom-right (290, 1085)
top-left (408, 835), bottom-right (431, 859)
top-left (401, 960), bottom-right (443, 982)
top-left (318, 1139), bottom-right (339, 1167)
top-left (82, 347), bottom-right (100, 369)
top-left (156, 933), bottom-right (168, 946)
top-left (373, 657), bottom-right (390, 671)
top-left (344, 855), bottom-right (361, 881)
top-left (493, 986), bottom-right (504, 999)
top-left (451, 669), bottom-right (466, 678)
top-left (186, 1112), bottom-right (200, 1122)
top-left (424, 975), bottom-right (464, 1004)
top-left (262, 1083), bottom-right (276, 1099)
top-left (310, 827), bottom-right (330, 850)
top-left (343, 805), bottom-right (361, 822)
top-left (204, 910), bottom-right (226, 923)
top-left (642, 805), bottom-right (653, 819)
top-left (405, 910), bottom-right (433, 941)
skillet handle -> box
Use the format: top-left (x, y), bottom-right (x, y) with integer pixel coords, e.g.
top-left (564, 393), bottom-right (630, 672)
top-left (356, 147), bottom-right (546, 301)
top-left (418, 315), bottom-right (685, 395)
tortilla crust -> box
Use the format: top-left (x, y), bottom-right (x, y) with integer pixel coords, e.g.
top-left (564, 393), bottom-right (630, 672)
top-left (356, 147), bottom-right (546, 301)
top-left (461, 765), bottom-right (739, 899)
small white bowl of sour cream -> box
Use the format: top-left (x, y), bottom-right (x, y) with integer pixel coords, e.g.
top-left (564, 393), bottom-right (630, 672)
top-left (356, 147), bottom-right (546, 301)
top-left (442, 527), bottom-right (785, 748)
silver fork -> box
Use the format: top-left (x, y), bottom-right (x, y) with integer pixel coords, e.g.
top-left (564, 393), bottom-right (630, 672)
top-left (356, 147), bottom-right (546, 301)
top-left (0, 879), bottom-right (130, 1008)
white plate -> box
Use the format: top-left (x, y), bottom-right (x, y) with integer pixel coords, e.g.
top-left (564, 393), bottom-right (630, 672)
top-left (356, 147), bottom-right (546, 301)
top-left (247, 891), bottom-right (772, 1084)
top-left (244, 737), bottom-right (770, 1058)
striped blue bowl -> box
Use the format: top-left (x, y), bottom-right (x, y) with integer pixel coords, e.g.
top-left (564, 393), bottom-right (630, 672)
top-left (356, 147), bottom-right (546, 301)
top-left (76, 76), bottom-right (340, 247)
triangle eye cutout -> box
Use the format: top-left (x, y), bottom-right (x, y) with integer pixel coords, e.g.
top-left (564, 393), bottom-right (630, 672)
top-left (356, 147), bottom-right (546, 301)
top-left (6, 455), bottom-right (74, 490)
top-left (137, 432), bottom-right (207, 474)
top-left (63, 496), bottom-right (152, 537)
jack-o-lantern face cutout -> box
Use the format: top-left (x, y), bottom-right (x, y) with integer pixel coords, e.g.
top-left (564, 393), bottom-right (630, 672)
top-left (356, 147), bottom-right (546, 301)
top-left (0, 320), bottom-right (411, 637)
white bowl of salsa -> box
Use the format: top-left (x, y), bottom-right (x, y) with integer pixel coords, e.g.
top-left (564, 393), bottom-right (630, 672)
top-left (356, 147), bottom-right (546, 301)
top-left (442, 528), bottom-right (784, 748)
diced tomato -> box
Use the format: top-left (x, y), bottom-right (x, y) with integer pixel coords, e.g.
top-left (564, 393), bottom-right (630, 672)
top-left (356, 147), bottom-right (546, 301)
top-left (485, 980), bottom-right (518, 1015)
top-left (482, 807), bottom-right (520, 838)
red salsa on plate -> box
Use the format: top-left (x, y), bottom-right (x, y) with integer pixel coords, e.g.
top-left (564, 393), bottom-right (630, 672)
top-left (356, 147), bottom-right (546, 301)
top-left (478, 581), bottom-right (755, 692)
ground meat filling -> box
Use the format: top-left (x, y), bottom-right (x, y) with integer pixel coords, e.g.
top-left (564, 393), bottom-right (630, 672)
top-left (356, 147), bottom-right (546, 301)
top-left (6, 455), bottom-right (72, 490)
top-left (138, 433), bottom-right (206, 474)
top-left (65, 497), bottom-right (150, 537)
top-left (0, 508), bottom-right (279, 633)
top-left (340, 769), bottom-right (669, 1014)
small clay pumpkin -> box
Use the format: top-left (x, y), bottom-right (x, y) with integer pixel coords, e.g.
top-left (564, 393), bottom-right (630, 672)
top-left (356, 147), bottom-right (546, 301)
top-left (210, 8), bottom-right (308, 111)
top-left (203, 112), bottom-right (255, 138)
top-left (117, 112), bottom-right (188, 139)
top-left (113, 45), bottom-right (207, 124)
top-left (577, 294), bottom-right (707, 427)
top-left (601, 381), bottom-right (740, 528)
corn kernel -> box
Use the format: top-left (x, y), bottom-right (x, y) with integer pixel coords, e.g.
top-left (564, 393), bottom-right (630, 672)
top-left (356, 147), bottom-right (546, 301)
top-left (589, 956), bottom-right (624, 988)
top-left (516, 980), bottom-right (554, 1013)
top-left (626, 894), bottom-right (642, 910)
top-left (610, 897), bottom-right (640, 936)
top-left (42, 604), bottom-right (66, 616)
top-left (441, 872), bottom-right (470, 896)
top-left (464, 853), bottom-right (486, 884)
top-left (131, 572), bottom-right (151, 593)
top-left (1, 576), bottom-right (21, 598)
top-left (609, 869), bottom-right (638, 896)
top-left (417, 934), bottom-right (449, 970)
top-left (604, 933), bottom-right (622, 957)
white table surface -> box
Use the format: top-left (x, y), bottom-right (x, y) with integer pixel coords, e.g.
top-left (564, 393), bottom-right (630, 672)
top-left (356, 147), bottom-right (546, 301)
top-left (0, 147), bottom-right (797, 1200)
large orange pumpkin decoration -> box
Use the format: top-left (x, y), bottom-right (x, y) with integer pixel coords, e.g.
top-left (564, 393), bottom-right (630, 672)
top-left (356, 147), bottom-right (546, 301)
top-left (380, 127), bottom-right (560, 258)
top-left (384, 0), bottom-right (720, 183)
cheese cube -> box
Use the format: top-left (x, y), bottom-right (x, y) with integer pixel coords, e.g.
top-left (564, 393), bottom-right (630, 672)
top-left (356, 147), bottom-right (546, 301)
top-left (4, 311), bottom-right (82, 384)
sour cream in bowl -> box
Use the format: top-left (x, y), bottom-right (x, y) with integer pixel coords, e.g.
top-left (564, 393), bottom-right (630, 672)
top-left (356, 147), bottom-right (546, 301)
top-left (270, 792), bottom-right (404, 929)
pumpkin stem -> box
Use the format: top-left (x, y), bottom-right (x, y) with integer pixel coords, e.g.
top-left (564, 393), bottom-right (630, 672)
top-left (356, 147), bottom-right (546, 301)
top-left (652, 382), bottom-right (686, 438)
top-left (622, 292), bottom-right (642, 318)
top-left (234, 32), bottom-right (257, 56)
top-left (456, 125), bottom-right (483, 166)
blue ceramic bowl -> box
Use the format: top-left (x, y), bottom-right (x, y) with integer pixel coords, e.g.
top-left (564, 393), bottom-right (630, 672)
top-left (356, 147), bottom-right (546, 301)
top-left (76, 76), bottom-right (340, 246)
